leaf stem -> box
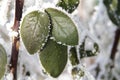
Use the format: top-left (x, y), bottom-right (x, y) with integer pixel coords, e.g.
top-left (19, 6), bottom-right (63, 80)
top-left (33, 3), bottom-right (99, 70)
top-left (9, 0), bottom-right (24, 80)
top-left (110, 28), bottom-right (120, 68)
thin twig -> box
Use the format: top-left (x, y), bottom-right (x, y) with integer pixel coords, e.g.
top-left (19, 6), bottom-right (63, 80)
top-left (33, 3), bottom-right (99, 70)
top-left (10, 0), bottom-right (24, 80)
top-left (110, 28), bottom-right (120, 68)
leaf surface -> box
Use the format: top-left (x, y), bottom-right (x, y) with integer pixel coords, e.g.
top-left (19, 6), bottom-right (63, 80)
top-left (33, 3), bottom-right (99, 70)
top-left (0, 44), bottom-right (7, 79)
top-left (40, 40), bottom-right (67, 77)
top-left (70, 47), bottom-right (79, 65)
top-left (57, 0), bottom-right (79, 13)
top-left (21, 11), bottom-right (50, 54)
top-left (79, 41), bottom-right (99, 58)
top-left (104, 0), bottom-right (120, 26)
top-left (45, 8), bottom-right (79, 45)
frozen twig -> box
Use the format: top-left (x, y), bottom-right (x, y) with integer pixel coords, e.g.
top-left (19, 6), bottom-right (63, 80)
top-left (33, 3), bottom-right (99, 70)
top-left (9, 0), bottom-right (24, 80)
top-left (110, 28), bottom-right (120, 68)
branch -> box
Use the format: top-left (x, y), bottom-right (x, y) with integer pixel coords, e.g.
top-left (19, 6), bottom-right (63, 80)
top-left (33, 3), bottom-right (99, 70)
top-left (110, 28), bottom-right (120, 68)
top-left (10, 0), bottom-right (24, 80)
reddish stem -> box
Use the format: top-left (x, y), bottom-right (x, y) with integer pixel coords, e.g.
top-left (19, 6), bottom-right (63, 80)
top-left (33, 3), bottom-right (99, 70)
top-left (110, 28), bottom-right (120, 67)
top-left (10, 0), bottom-right (24, 80)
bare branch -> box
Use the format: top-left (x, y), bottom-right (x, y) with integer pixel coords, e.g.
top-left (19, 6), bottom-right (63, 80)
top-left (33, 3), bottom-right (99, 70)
top-left (10, 0), bottom-right (24, 80)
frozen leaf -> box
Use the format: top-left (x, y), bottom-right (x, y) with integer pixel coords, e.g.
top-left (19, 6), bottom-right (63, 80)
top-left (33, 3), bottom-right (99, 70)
top-left (79, 41), bottom-right (86, 58)
top-left (93, 43), bottom-right (99, 54)
top-left (45, 8), bottom-right (79, 46)
top-left (40, 39), bottom-right (67, 77)
top-left (0, 44), bottom-right (7, 79)
top-left (104, 0), bottom-right (120, 26)
top-left (72, 66), bottom-right (85, 79)
top-left (70, 47), bottom-right (79, 66)
top-left (79, 41), bottom-right (99, 59)
top-left (56, 0), bottom-right (79, 13)
top-left (20, 11), bottom-right (50, 54)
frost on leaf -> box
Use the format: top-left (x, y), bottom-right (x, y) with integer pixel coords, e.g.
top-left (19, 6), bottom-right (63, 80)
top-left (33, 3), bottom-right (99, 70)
top-left (39, 39), bottom-right (67, 77)
top-left (79, 39), bottom-right (99, 59)
top-left (45, 8), bottom-right (79, 46)
top-left (69, 37), bottom-right (99, 62)
top-left (0, 44), bottom-right (7, 79)
top-left (56, 0), bottom-right (79, 13)
top-left (72, 66), bottom-right (85, 79)
top-left (72, 65), bottom-right (95, 80)
top-left (20, 11), bottom-right (50, 54)
top-left (104, 0), bottom-right (120, 26)
top-left (70, 47), bottom-right (79, 66)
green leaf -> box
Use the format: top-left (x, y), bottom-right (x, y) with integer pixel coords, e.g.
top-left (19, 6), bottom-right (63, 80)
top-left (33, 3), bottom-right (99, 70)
top-left (40, 39), bottom-right (67, 77)
top-left (72, 67), bottom-right (85, 77)
top-left (79, 39), bottom-right (99, 59)
top-left (20, 11), bottom-right (50, 54)
top-left (79, 41), bottom-right (86, 58)
top-left (56, 0), bottom-right (79, 13)
top-left (45, 8), bottom-right (79, 46)
top-left (0, 44), bottom-right (7, 79)
top-left (70, 47), bottom-right (79, 65)
top-left (104, 0), bottom-right (120, 26)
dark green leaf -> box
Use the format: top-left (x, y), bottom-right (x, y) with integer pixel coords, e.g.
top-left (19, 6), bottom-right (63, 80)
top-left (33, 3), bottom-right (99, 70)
top-left (70, 47), bottom-right (79, 65)
top-left (85, 50), bottom-right (94, 57)
top-left (40, 39), bottom-right (67, 77)
top-left (57, 0), bottom-right (79, 13)
top-left (79, 41), bottom-right (99, 59)
top-left (45, 8), bottom-right (79, 46)
top-left (0, 44), bottom-right (7, 79)
top-left (79, 41), bottom-right (86, 58)
top-left (94, 43), bottom-right (99, 53)
top-left (20, 11), bottom-right (50, 54)
top-left (104, 0), bottom-right (120, 26)
top-left (72, 67), bottom-right (85, 77)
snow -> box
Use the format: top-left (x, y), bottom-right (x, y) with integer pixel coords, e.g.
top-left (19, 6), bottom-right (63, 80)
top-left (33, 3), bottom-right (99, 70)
top-left (4, 73), bottom-right (13, 80)
top-left (0, 0), bottom-right (11, 25)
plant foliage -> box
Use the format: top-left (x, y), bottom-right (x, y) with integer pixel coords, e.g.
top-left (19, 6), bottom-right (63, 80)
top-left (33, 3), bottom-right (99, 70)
top-left (20, 7), bottom-right (79, 77)
top-left (45, 8), bottom-right (79, 45)
top-left (104, 0), bottom-right (120, 26)
top-left (40, 39), bottom-right (67, 77)
top-left (57, 0), bottom-right (79, 13)
top-left (0, 44), bottom-right (7, 79)
top-left (20, 11), bottom-right (50, 54)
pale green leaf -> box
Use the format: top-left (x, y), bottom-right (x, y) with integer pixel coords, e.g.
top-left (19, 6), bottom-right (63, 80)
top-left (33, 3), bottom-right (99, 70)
top-left (21, 11), bottom-right (50, 54)
top-left (45, 8), bottom-right (79, 45)
top-left (0, 44), bottom-right (7, 79)
top-left (40, 39), bottom-right (67, 77)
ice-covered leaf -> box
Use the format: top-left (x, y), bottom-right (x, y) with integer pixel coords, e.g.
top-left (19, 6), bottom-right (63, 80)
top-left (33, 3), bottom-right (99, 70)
top-left (72, 66), bottom-right (85, 79)
top-left (93, 43), bottom-right (99, 54)
top-left (104, 0), bottom-right (120, 26)
top-left (70, 47), bottom-right (79, 65)
top-left (0, 44), bottom-right (7, 79)
top-left (45, 8), bottom-right (79, 46)
top-left (56, 0), bottom-right (79, 13)
top-left (40, 39), bottom-right (67, 77)
top-left (20, 11), bottom-right (50, 54)
top-left (79, 41), bottom-right (99, 58)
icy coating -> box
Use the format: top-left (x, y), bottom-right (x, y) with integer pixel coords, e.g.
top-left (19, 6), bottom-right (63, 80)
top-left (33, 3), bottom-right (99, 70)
top-left (0, 0), bottom-right (120, 80)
